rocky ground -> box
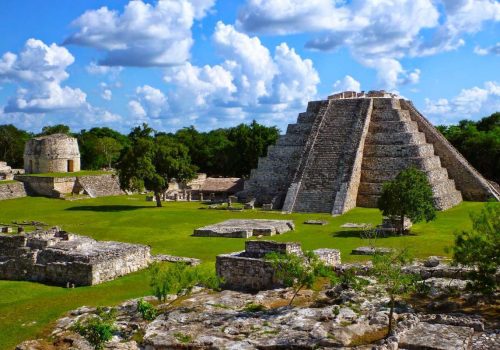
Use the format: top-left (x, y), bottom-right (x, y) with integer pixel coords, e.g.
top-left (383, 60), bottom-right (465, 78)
top-left (16, 259), bottom-right (499, 350)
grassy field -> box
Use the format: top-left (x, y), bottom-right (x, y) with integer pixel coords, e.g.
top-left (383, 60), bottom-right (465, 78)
top-left (0, 180), bottom-right (17, 185)
top-left (20, 170), bottom-right (113, 178)
top-left (0, 195), bottom-right (491, 349)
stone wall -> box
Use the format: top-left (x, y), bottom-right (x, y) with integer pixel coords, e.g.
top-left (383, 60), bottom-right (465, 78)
top-left (0, 181), bottom-right (27, 200)
top-left (0, 228), bottom-right (151, 286)
top-left (14, 173), bottom-right (123, 198)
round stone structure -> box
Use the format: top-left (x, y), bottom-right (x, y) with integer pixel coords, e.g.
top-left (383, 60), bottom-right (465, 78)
top-left (24, 134), bottom-right (81, 174)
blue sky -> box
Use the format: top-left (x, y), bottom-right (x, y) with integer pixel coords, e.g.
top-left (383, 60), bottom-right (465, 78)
top-left (0, 0), bottom-right (499, 134)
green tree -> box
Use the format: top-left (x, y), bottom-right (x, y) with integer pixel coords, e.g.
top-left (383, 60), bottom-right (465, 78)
top-left (266, 251), bottom-right (332, 306)
top-left (96, 137), bottom-right (123, 168)
top-left (77, 127), bottom-right (129, 170)
top-left (38, 124), bottom-right (72, 136)
top-left (71, 307), bottom-right (117, 350)
top-left (450, 202), bottom-right (500, 294)
top-left (371, 250), bottom-right (417, 336)
top-left (0, 124), bottom-right (32, 167)
top-left (117, 125), bottom-right (197, 207)
top-left (378, 167), bottom-right (436, 234)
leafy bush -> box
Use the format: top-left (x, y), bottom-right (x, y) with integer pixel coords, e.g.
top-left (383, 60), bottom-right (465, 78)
top-left (266, 251), bottom-right (333, 306)
top-left (149, 263), bottom-right (222, 303)
top-left (137, 298), bottom-right (158, 321)
top-left (71, 307), bottom-right (117, 350)
top-left (450, 202), bottom-right (499, 295)
top-left (334, 268), bottom-right (369, 291)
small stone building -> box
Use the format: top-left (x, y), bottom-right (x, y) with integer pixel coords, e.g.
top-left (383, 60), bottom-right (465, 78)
top-left (24, 134), bottom-right (81, 174)
top-left (216, 240), bottom-right (340, 291)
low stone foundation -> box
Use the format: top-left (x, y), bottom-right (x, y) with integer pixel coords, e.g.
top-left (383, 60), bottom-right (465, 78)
top-left (0, 227), bottom-right (150, 286)
top-left (193, 219), bottom-right (295, 238)
top-left (0, 181), bottom-right (27, 200)
top-left (216, 240), bottom-right (341, 291)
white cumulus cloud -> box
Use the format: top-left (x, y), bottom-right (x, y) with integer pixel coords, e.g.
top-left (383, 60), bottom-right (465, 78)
top-left (333, 75), bottom-right (361, 93)
top-left (65, 0), bottom-right (215, 67)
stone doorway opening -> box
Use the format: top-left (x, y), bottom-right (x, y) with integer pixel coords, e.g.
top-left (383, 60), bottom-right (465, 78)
top-left (67, 159), bottom-right (74, 172)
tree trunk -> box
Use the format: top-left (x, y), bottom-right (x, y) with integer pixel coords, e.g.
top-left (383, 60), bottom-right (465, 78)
top-left (289, 285), bottom-right (303, 306)
top-left (388, 296), bottom-right (395, 337)
top-left (400, 214), bottom-right (405, 235)
top-left (154, 191), bottom-right (162, 207)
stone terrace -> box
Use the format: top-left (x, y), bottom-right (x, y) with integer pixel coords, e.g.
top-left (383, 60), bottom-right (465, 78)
top-left (0, 227), bottom-right (150, 286)
top-left (193, 219), bottom-right (295, 238)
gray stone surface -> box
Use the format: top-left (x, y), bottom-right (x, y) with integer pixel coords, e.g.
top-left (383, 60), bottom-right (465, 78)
top-left (0, 227), bottom-right (150, 286)
top-left (152, 254), bottom-right (201, 266)
top-left (193, 219), bottom-right (295, 238)
top-left (399, 322), bottom-right (474, 349)
top-left (304, 220), bottom-right (328, 225)
top-left (0, 181), bottom-right (27, 200)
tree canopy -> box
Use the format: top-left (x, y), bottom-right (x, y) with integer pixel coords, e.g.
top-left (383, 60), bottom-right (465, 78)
top-left (378, 167), bottom-right (436, 234)
top-left (0, 124), bottom-right (32, 168)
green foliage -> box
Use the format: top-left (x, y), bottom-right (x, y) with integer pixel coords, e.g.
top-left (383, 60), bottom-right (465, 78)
top-left (117, 124), bottom-right (197, 207)
top-left (438, 112), bottom-right (499, 183)
top-left (38, 124), bottom-right (72, 136)
top-left (77, 127), bottom-right (129, 170)
top-left (370, 250), bottom-right (418, 335)
top-left (243, 302), bottom-right (267, 312)
top-left (149, 263), bottom-right (221, 303)
top-left (450, 202), bottom-right (500, 294)
top-left (174, 332), bottom-right (192, 343)
top-left (0, 124), bottom-right (32, 167)
top-left (378, 167), bottom-right (436, 234)
top-left (71, 307), bottom-right (117, 350)
top-left (137, 298), bottom-right (158, 321)
top-left (266, 251), bottom-right (333, 305)
top-left (334, 268), bottom-right (369, 291)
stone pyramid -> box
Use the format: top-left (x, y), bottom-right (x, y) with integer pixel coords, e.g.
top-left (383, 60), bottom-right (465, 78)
top-left (243, 91), bottom-right (499, 214)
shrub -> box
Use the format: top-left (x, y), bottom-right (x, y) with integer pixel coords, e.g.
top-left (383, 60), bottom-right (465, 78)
top-left (266, 251), bottom-right (333, 306)
top-left (149, 263), bottom-right (222, 303)
top-left (137, 298), bottom-right (158, 321)
top-left (244, 303), bottom-right (267, 312)
top-left (450, 202), bottom-right (499, 295)
top-left (71, 307), bottom-right (117, 350)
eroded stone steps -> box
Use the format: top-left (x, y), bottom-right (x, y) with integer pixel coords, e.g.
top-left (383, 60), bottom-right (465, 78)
top-left (370, 109), bottom-right (411, 122)
top-left (359, 178), bottom-right (458, 196)
top-left (361, 155), bottom-right (443, 171)
top-left (366, 131), bottom-right (427, 145)
top-left (361, 167), bottom-right (450, 183)
top-left (369, 120), bottom-right (419, 133)
top-left (364, 143), bottom-right (435, 158)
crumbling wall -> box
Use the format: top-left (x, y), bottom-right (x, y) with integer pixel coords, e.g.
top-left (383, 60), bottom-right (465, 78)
top-left (0, 181), bottom-right (27, 200)
top-left (75, 174), bottom-right (124, 198)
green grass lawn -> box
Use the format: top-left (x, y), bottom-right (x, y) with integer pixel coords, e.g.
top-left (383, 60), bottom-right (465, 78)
top-left (0, 180), bottom-right (18, 185)
top-left (21, 170), bottom-right (113, 178)
top-left (0, 195), bottom-right (491, 349)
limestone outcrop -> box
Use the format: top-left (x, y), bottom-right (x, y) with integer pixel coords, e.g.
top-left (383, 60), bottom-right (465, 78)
top-left (193, 219), bottom-right (295, 238)
top-left (0, 181), bottom-right (27, 200)
top-left (243, 91), bottom-right (499, 214)
top-left (24, 133), bottom-right (80, 174)
top-left (0, 227), bottom-right (150, 286)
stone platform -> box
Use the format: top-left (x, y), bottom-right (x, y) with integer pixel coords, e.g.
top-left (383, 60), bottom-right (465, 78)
top-left (193, 219), bottom-right (295, 238)
top-left (216, 240), bottom-right (340, 291)
top-left (0, 227), bottom-right (150, 286)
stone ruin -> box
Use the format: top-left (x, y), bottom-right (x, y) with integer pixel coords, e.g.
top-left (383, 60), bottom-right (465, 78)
top-left (24, 133), bottom-right (81, 174)
top-left (216, 240), bottom-right (340, 291)
top-left (193, 219), bottom-right (295, 238)
top-left (0, 227), bottom-right (150, 286)
top-left (0, 161), bottom-right (23, 180)
top-left (242, 90), bottom-right (499, 214)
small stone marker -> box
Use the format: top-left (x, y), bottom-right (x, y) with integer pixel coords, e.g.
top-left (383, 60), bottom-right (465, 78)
top-left (341, 222), bottom-right (369, 228)
top-left (262, 203), bottom-right (273, 211)
top-left (351, 246), bottom-right (393, 255)
top-left (304, 220), bottom-right (328, 225)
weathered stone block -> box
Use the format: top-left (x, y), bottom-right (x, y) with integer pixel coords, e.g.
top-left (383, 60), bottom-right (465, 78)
top-left (193, 219), bottom-right (294, 238)
top-left (399, 322), bottom-right (474, 350)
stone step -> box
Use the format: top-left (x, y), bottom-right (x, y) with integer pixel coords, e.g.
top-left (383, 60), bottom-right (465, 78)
top-left (361, 155), bottom-right (442, 171)
top-left (286, 123), bottom-right (314, 135)
top-left (372, 98), bottom-right (401, 110)
top-left (363, 144), bottom-right (435, 158)
top-left (371, 109), bottom-right (411, 122)
top-left (365, 131), bottom-right (426, 145)
top-left (361, 167), bottom-right (449, 183)
top-left (276, 135), bottom-right (310, 146)
top-left (431, 178), bottom-right (459, 198)
top-left (297, 111), bottom-right (317, 124)
top-left (358, 178), bottom-right (457, 197)
top-left (369, 120), bottom-right (418, 133)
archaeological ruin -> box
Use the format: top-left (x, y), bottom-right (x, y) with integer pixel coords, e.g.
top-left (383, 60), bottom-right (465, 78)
top-left (242, 91), bottom-right (500, 214)
top-left (24, 133), bottom-right (81, 174)
top-left (216, 240), bottom-right (341, 291)
top-left (0, 227), bottom-right (150, 286)
top-left (193, 219), bottom-right (295, 238)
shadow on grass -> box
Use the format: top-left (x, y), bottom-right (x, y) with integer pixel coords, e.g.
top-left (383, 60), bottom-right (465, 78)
top-left (331, 230), bottom-right (417, 238)
top-left (65, 205), bottom-right (153, 212)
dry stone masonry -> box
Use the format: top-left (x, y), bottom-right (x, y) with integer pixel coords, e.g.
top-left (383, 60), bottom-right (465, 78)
top-left (0, 181), bottom-right (27, 200)
top-left (216, 240), bottom-right (340, 291)
top-left (193, 219), bottom-right (295, 238)
top-left (0, 227), bottom-right (150, 286)
top-left (243, 91), bottom-right (499, 214)
top-left (24, 133), bottom-right (81, 174)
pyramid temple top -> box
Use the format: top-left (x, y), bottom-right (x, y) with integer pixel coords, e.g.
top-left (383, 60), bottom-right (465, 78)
top-left (328, 90), bottom-right (399, 100)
